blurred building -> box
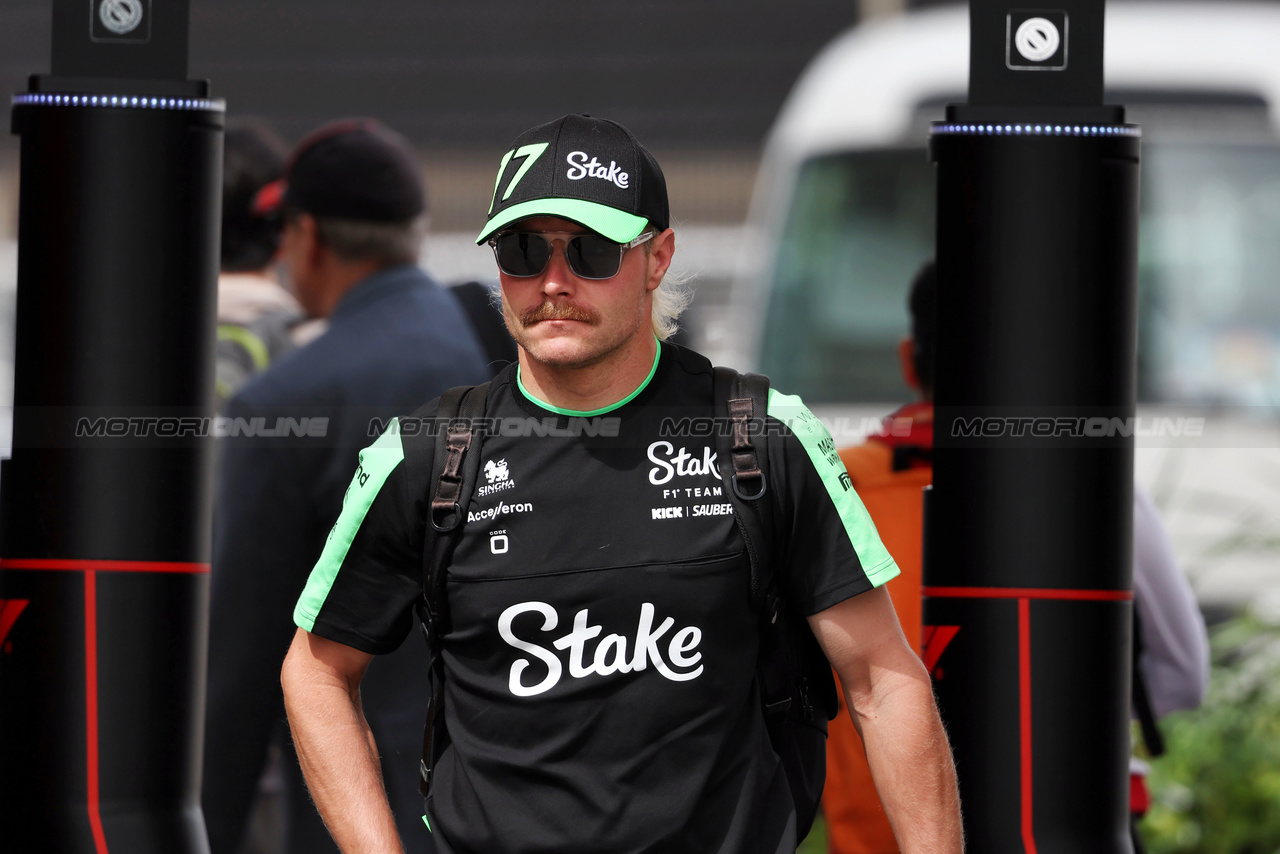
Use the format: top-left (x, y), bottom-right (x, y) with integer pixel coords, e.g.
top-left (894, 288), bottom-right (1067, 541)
top-left (0, 0), bottom-right (863, 232)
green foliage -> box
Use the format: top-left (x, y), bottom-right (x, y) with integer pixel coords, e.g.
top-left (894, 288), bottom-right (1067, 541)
top-left (798, 815), bottom-right (828, 854)
top-left (1142, 615), bottom-right (1280, 854)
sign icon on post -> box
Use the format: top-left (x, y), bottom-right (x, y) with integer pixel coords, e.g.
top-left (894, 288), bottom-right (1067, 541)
top-left (1015, 18), bottom-right (1060, 61)
top-left (93, 0), bottom-right (150, 42)
top-left (1006, 9), bottom-right (1068, 71)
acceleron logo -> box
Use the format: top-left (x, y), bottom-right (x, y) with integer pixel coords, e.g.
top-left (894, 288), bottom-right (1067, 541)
top-left (0, 599), bottom-right (30, 654)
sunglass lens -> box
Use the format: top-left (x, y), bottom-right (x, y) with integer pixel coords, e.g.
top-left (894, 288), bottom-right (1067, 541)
top-left (567, 234), bottom-right (620, 279)
top-left (495, 233), bottom-right (551, 277)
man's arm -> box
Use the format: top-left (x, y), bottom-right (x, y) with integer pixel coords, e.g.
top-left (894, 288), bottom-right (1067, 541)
top-left (281, 628), bottom-right (405, 854)
top-left (809, 586), bottom-right (964, 853)
top-left (1132, 487), bottom-right (1209, 716)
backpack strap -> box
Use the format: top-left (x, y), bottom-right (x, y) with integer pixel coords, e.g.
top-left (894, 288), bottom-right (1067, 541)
top-left (713, 367), bottom-right (786, 714)
top-left (714, 366), bottom-right (837, 840)
top-left (713, 368), bottom-right (793, 714)
top-left (417, 381), bottom-right (490, 797)
top-left (713, 366), bottom-right (773, 611)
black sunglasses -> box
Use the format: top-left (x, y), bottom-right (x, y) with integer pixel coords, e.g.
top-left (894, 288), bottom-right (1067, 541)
top-left (488, 230), bottom-right (655, 280)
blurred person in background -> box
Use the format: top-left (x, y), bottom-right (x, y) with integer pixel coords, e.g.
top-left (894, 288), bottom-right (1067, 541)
top-left (215, 121), bottom-right (309, 410)
top-left (202, 118), bottom-right (490, 854)
top-left (821, 259), bottom-right (1210, 853)
top-left (209, 117), bottom-right (300, 854)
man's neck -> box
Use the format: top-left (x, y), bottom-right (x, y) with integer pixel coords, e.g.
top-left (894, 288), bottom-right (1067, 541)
top-left (517, 337), bottom-right (660, 414)
top-left (315, 258), bottom-right (393, 318)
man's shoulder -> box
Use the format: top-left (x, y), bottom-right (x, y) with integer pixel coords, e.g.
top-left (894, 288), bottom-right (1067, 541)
top-left (341, 265), bottom-right (454, 324)
top-left (228, 339), bottom-right (326, 407)
top-left (392, 367), bottom-right (514, 450)
top-left (663, 341), bottom-right (716, 380)
top-left (231, 276), bottom-right (490, 409)
top-left (338, 268), bottom-right (489, 369)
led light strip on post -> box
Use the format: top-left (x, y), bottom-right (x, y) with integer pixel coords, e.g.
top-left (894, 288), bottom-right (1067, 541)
top-left (13, 93), bottom-right (224, 111)
top-left (931, 122), bottom-right (1141, 137)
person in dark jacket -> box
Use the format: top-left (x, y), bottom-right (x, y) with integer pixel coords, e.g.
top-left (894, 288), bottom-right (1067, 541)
top-left (202, 119), bottom-right (490, 854)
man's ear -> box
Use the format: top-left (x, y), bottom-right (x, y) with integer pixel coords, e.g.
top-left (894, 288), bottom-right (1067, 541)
top-left (898, 337), bottom-right (921, 392)
top-left (295, 213), bottom-right (325, 267)
top-left (645, 228), bottom-right (675, 293)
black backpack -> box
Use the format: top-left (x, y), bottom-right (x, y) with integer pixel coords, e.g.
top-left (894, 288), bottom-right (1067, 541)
top-left (413, 368), bottom-right (839, 841)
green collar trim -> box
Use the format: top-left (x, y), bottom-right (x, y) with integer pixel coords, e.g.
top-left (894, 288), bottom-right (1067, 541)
top-left (517, 341), bottom-right (661, 416)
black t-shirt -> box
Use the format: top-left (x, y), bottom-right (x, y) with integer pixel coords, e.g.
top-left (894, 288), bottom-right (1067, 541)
top-left (294, 343), bottom-right (898, 854)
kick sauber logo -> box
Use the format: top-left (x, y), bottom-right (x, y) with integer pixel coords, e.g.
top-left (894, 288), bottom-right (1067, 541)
top-left (647, 442), bottom-right (731, 521)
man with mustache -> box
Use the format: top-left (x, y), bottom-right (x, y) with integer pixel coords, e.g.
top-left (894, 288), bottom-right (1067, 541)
top-left (280, 114), bottom-right (964, 854)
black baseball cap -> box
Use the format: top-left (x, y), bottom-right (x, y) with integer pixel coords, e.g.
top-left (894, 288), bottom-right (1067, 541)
top-left (253, 119), bottom-right (426, 223)
top-left (475, 114), bottom-right (669, 245)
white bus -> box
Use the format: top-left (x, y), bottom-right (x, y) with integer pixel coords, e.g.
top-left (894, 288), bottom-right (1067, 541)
top-left (721, 1), bottom-right (1280, 611)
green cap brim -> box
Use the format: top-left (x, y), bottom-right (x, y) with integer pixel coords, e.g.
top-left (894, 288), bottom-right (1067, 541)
top-left (475, 198), bottom-right (649, 244)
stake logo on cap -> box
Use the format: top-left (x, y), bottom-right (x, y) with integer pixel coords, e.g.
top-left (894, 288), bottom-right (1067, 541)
top-left (476, 114), bottom-right (669, 245)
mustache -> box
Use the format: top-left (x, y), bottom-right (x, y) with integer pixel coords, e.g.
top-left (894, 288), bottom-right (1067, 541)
top-left (519, 301), bottom-right (599, 326)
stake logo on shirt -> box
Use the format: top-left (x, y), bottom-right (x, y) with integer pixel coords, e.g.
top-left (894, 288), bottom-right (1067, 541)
top-left (646, 441), bottom-right (731, 521)
top-left (646, 441), bottom-right (720, 485)
top-left (498, 601), bottom-right (704, 697)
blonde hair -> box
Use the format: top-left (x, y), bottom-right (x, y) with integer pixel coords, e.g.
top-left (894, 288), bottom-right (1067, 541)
top-left (646, 225), bottom-right (692, 341)
top-left (651, 270), bottom-right (692, 341)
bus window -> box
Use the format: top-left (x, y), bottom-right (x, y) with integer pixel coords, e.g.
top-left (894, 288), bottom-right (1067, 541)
top-left (759, 149), bottom-right (934, 403)
top-left (1140, 143), bottom-right (1280, 407)
top-left (758, 142), bottom-right (1280, 408)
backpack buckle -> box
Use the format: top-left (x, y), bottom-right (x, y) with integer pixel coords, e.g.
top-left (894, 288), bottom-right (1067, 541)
top-left (732, 470), bottom-right (767, 501)
top-left (430, 500), bottom-right (462, 532)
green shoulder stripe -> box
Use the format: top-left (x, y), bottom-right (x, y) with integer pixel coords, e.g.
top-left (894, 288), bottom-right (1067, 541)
top-left (766, 390), bottom-right (900, 588)
top-left (217, 323), bottom-right (272, 371)
top-left (294, 421), bottom-right (406, 631)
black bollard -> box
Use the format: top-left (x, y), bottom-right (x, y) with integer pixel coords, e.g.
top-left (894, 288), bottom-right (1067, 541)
top-left (0, 1), bottom-right (221, 851)
top-left (922, 1), bottom-right (1140, 851)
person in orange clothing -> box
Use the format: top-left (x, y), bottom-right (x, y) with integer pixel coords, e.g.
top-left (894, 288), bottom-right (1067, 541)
top-left (821, 261), bottom-right (1208, 854)
top-left (822, 261), bottom-right (936, 854)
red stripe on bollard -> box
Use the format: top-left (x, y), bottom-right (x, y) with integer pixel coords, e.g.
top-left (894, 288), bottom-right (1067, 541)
top-left (924, 586), bottom-right (1131, 602)
top-left (85, 570), bottom-right (109, 854)
top-left (1019, 598), bottom-right (1036, 854)
top-left (0, 559), bottom-right (208, 574)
